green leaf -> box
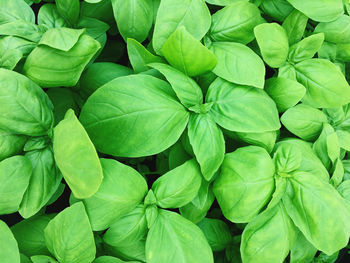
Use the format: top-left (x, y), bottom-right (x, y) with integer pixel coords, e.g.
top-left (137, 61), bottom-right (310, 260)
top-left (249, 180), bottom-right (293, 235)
top-left (37, 3), bottom-right (67, 28)
top-left (265, 77), bottom-right (306, 112)
top-left (56, 0), bottom-right (80, 25)
top-left (254, 23), bottom-right (289, 68)
top-left (94, 256), bottom-right (137, 263)
top-left (282, 10), bottom-right (308, 45)
top-left (206, 78), bottom-right (280, 133)
top-left (103, 205), bottom-right (147, 262)
top-left (0, 156), bottom-right (32, 215)
top-left (0, 48), bottom-right (23, 70)
top-left (336, 129), bottom-right (350, 151)
top-left (23, 34), bottom-right (101, 87)
top-left (337, 180), bottom-right (350, 202)
top-left (39, 28), bottom-right (85, 51)
top-left (213, 146), bottom-right (275, 223)
top-left (0, 0), bottom-right (34, 24)
top-left (31, 255), bottom-right (57, 263)
top-left (161, 27), bottom-right (217, 76)
top-left (0, 69), bottom-right (54, 136)
top-left (111, 0), bottom-right (153, 43)
top-left (290, 230), bottom-right (317, 263)
top-left (0, 129), bottom-right (26, 161)
top-left (282, 171), bottom-right (350, 255)
top-left (188, 113), bottom-right (224, 181)
top-left (79, 62), bottom-right (132, 100)
top-left (198, 218), bottom-right (232, 252)
top-left (80, 75), bottom-right (189, 157)
top-left (209, 42), bottom-right (265, 89)
top-left (260, 0), bottom-right (294, 22)
top-left (19, 147), bottom-right (61, 218)
top-left (241, 203), bottom-right (297, 263)
top-left (0, 220), bottom-right (20, 263)
top-left (152, 159), bottom-right (202, 208)
top-left (315, 15), bottom-right (350, 44)
top-left (146, 210), bottom-right (213, 263)
top-left (11, 215), bottom-right (52, 257)
top-left (44, 202), bottom-right (96, 263)
top-left (274, 143), bottom-right (302, 175)
top-left (330, 158), bottom-right (344, 187)
top-left (84, 158), bottom-right (148, 231)
top-left (295, 59), bottom-right (350, 107)
top-left (286, 0), bottom-right (343, 22)
top-left (148, 63), bottom-right (203, 108)
top-left (152, 0), bottom-right (211, 54)
top-left (209, 1), bottom-right (263, 44)
top-left (127, 38), bottom-right (164, 73)
top-left (281, 104), bottom-right (328, 141)
top-left (53, 109), bottom-right (103, 199)
top-left (288, 33), bottom-right (325, 63)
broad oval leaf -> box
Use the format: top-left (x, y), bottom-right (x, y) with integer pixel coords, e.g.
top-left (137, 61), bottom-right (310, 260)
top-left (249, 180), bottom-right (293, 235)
top-left (0, 129), bottom-right (26, 161)
top-left (209, 1), bottom-right (263, 44)
top-left (295, 59), bottom-right (350, 108)
top-left (152, 159), bottom-right (202, 209)
top-left (286, 0), bottom-right (343, 22)
top-left (44, 202), bottom-right (96, 263)
top-left (0, 156), bottom-right (32, 215)
top-left (0, 69), bottom-right (54, 136)
top-left (213, 146), bottom-right (275, 223)
top-left (152, 0), bottom-right (211, 54)
top-left (23, 34), bottom-right (101, 87)
top-left (55, 0), bottom-right (80, 25)
top-left (161, 26), bottom-right (217, 77)
top-left (315, 15), bottom-right (350, 44)
top-left (282, 10), bottom-right (308, 45)
top-left (80, 75), bottom-right (189, 157)
top-left (53, 109), bottom-right (103, 199)
top-left (38, 27), bottom-right (85, 51)
top-left (288, 33), bottom-right (325, 63)
top-left (206, 78), bottom-right (280, 133)
top-left (145, 210), bottom-right (214, 263)
top-left (0, 220), bottom-right (20, 263)
top-left (209, 42), bottom-right (265, 89)
top-left (84, 158), bottom-right (148, 231)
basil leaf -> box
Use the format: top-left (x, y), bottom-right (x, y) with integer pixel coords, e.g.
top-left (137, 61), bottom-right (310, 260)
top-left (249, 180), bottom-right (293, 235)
top-left (290, 230), bottom-right (317, 263)
top-left (286, 0), bottom-right (343, 22)
top-left (104, 205), bottom-right (147, 262)
top-left (260, 0), bottom-right (293, 22)
top-left (39, 28), bottom-right (85, 51)
top-left (23, 34), bottom-right (101, 87)
top-left (281, 104), bottom-right (328, 141)
top-left (152, 0), bottom-right (211, 54)
top-left (149, 63), bottom-right (203, 108)
top-left (288, 33), bottom-right (325, 63)
top-left (209, 1), bottom-right (263, 44)
top-left (315, 15), bottom-right (350, 44)
top-left (56, 0), bottom-right (80, 26)
top-left (213, 146), bottom-right (275, 223)
top-left (44, 202), bottom-right (96, 263)
top-left (127, 38), bottom-right (164, 73)
top-left (84, 158), bottom-right (148, 231)
top-left (254, 23), bottom-right (289, 68)
top-left (111, 0), bottom-right (152, 43)
top-left (94, 256), bottom-right (137, 263)
top-left (19, 147), bottom-right (61, 218)
top-left (161, 27), bottom-right (217, 77)
top-left (11, 215), bottom-right (52, 257)
top-left (31, 255), bottom-right (57, 263)
top-left (80, 75), bottom-right (189, 157)
top-left (0, 0), bottom-right (34, 24)
top-left (282, 10), bottom-right (308, 45)
top-left (0, 69), bottom-right (54, 136)
top-left (241, 203), bottom-right (297, 263)
top-left (0, 156), bottom-right (32, 215)
top-left (265, 77), bottom-right (306, 112)
top-left (188, 113), bottom-right (224, 181)
top-left (295, 59), bottom-right (350, 107)
top-left (152, 159), bottom-right (202, 209)
top-left (0, 129), bottom-right (26, 161)
top-left (0, 220), bottom-right (20, 263)
top-left (282, 171), bottom-right (350, 255)
top-left (53, 109), bottom-right (103, 199)
top-left (145, 210), bottom-right (214, 263)
top-left (37, 3), bottom-right (67, 29)
top-left (206, 78), bottom-right (280, 133)
top-left (209, 42), bottom-right (265, 89)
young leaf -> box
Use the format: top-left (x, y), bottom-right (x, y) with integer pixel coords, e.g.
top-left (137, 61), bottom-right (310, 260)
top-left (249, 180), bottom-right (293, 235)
top-left (55, 0), bottom-right (80, 26)
top-left (209, 42), bottom-right (265, 89)
top-left (213, 146), bottom-right (275, 223)
top-left (288, 33), bottom-right (325, 63)
top-left (254, 23), bottom-right (289, 68)
top-left (161, 27), bottom-right (217, 77)
top-left (44, 202), bottom-right (96, 263)
top-left (0, 129), bottom-right (26, 161)
top-left (315, 15), bottom-right (350, 44)
top-left (282, 10), bottom-right (308, 45)
top-left (0, 220), bottom-right (21, 263)
top-left (206, 78), bottom-right (280, 133)
top-left (84, 158), bottom-right (148, 231)
top-left (152, 0), bottom-right (211, 54)
top-left (145, 210), bottom-right (214, 263)
top-left (53, 109), bottom-right (103, 199)
top-left (38, 28), bottom-right (85, 51)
